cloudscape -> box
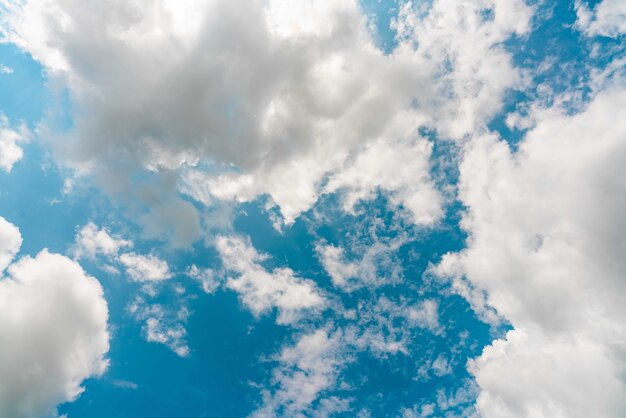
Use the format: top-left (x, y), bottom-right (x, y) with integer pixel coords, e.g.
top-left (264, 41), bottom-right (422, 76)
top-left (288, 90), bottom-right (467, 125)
top-left (0, 0), bottom-right (625, 417)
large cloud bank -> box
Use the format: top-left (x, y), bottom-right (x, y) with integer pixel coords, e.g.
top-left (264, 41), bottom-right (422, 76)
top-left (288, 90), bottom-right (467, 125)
top-left (0, 217), bottom-right (110, 418)
top-left (0, 0), bottom-right (530, 228)
top-left (437, 87), bottom-right (626, 417)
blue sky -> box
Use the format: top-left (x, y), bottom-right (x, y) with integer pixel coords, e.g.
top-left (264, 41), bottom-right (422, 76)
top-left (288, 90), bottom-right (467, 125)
top-left (0, 1), bottom-right (625, 417)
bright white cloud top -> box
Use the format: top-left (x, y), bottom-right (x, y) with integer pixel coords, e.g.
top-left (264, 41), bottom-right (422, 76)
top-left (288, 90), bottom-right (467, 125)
top-left (218, 235), bottom-right (325, 324)
top-left (437, 87), bottom-right (626, 417)
top-left (72, 222), bottom-right (132, 260)
top-left (0, 217), bottom-right (109, 418)
top-left (0, 0), bottom-right (529, 229)
top-left (0, 0), bottom-right (624, 416)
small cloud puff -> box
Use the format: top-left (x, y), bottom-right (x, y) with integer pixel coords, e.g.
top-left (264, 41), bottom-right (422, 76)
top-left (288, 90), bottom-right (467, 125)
top-left (0, 114), bottom-right (29, 173)
top-left (217, 235), bottom-right (325, 324)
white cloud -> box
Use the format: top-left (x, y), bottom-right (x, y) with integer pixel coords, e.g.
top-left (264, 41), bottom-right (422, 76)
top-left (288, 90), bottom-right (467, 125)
top-left (324, 137), bottom-right (442, 226)
top-left (128, 298), bottom-right (189, 357)
top-left (316, 244), bottom-right (360, 288)
top-left (1, 0), bottom-right (529, 228)
top-left (402, 380), bottom-right (479, 417)
top-left (431, 354), bottom-right (452, 377)
top-left (341, 296), bottom-right (443, 359)
top-left (0, 215), bottom-right (22, 272)
top-left (119, 252), bottom-right (171, 282)
top-left (0, 114), bottom-right (29, 172)
top-left (217, 236), bottom-right (325, 324)
top-left (111, 379), bottom-right (138, 390)
top-left (0, 64), bottom-right (13, 74)
top-left (406, 299), bottom-right (441, 333)
top-left (436, 86), bottom-right (626, 417)
top-left (316, 239), bottom-right (404, 291)
top-left (72, 222), bottom-right (132, 260)
top-left (186, 264), bottom-right (222, 294)
top-left (393, 0), bottom-right (532, 139)
top-left (576, 0), bottom-right (626, 38)
top-left (254, 328), bottom-right (343, 417)
top-left (0, 217), bottom-right (109, 418)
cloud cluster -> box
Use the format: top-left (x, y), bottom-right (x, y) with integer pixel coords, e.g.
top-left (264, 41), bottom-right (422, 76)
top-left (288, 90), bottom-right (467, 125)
top-left (73, 222), bottom-right (171, 282)
top-left (254, 328), bottom-right (343, 417)
top-left (72, 221), bottom-right (132, 260)
top-left (217, 235), bottom-right (325, 324)
top-left (119, 252), bottom-right (172, 282)
top-left (437, 86), bottom-right (626, 417)
top-left (576, 0), bottom-right (626, 38)
top-left (1, 0), bottom-right (530, 229)
top-left (316, 237), bottom-right (405, 291)
top-left (0, 217), bottom-right (109, 418)
top-left (128, 297), bottom-right (190, 357)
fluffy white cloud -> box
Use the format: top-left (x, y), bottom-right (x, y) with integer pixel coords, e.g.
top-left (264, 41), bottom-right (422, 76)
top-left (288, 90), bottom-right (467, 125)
top-left (316, 240), bottom-right (404, 290)
top-left (324, 137), bottom-right (442, 226)
top-left (72, 222), bottom-right (132, 260)
top-left (254, 328), bottom-right (343, 417)
top-left (1, 0), bottom-right (529, 228)
top-left (406, 299), bottom-right (441, 333)
top-left (437, 86), bottom-right (626, 417)
top-left (187, 264), bottom-right (222, 294)
top-left (0, 114), bottom-right (28, 172)
top-left (119, 252), bottom-right (171, 282)
top-left (576, 0), bottom-right (626, 38)
top-left (217, 236), bottom-right (325, 324)
top-left (128, 297), bottom-right (189, 357)
top-left (0, 217), bottom-right (110, 418)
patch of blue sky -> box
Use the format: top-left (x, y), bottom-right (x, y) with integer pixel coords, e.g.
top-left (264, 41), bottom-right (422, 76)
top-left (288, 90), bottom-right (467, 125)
top-left (359, 0), bottom-right (402, 54)
top-left (59, 289), bottom-right (286, 418)
top-left (0, 45), bottom-right (80, 257)
top-left (0, 43), bottom-right (47, 124)
top-left (233, 194), bottom-right (496, 415)
top-left (488, 0), bottom-right (626, 147)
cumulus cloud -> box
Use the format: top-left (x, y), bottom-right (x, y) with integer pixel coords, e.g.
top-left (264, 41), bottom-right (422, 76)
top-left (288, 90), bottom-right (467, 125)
top-left (0, 114), bottom-right (29, 172)
top-left (314, 214), bottom-right (410, 292)
top-left (393, 0), bottom-right (531, 139)
top-left (406, 299), bottom-right (441, 333)
top-left (128, 297), bottom-right (189, 357)
top-left (324, 137), bottom-right (442, 226)
top-left (254, 328), bottom-right (343, 417)
top-left (255, 293), bottom-right (448, 415)
top-left (1, 0), bottom-right (530, 227)
top-left (436, 86), bottom-right (626, 417)
top-left (72, 222), bottom-right (132, 260)
top-left (71, 222), bottom-right (192, 355)
top-left (341, 296), bottom-right (444, 359)
top-left (119, 252), bottom-right (171, 282)
top-left (186, 264), bottom-right (222, 294)
top-left (576, 0), bottom-right (626, 38)
top-left (316, 240), bottom-right (404, 290)
top-left (72, 222), bottom-right (175, 285)
top-left (217, 235), bottom-right (325, 324)
top-left (0, 217), bottom-right (109, 418)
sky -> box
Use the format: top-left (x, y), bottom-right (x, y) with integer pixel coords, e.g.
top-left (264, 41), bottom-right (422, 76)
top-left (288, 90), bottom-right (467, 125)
top-left (0, 0), bottom-right (625, 417)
